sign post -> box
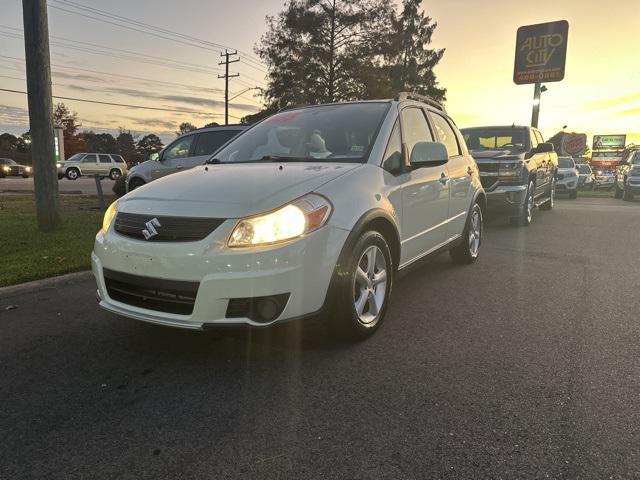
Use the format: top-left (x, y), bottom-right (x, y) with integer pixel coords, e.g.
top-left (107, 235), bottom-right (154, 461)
top-left (514, 20), bottom-right (569, 128)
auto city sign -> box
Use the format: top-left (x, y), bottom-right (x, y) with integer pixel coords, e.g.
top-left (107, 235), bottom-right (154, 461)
top-left (514, 20), bottom-right (569, 85)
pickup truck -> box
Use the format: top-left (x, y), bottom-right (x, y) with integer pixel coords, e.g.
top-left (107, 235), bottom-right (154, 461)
top-left (614, 148), bottom-right (640, 201)
top-left (460, 125), bottom-right (558, 226)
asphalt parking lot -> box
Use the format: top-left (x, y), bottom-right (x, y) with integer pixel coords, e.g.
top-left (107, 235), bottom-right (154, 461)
top-left (1, 197), bottom-right (638, 479)
top-left (0, 176), bottom-right (116, 195)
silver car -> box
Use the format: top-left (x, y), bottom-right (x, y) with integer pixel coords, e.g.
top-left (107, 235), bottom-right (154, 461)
top-left (57, 153), bottom-right (128, 180)
top-left (125, 125), bottom-right (246, 192)
top-left (556, 156), bottom-right (579, 199)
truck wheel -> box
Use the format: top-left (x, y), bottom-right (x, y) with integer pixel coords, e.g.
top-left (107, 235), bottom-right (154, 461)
top-left (614, 183), bottom-right (623, 199)
top-left (510, 180), bottom-right (534, 226)
top-left (540, 178), bottom-right (555, 210)
top-left (623, 189), bottom-right (634, 201)
top-left (66, 168), bottom-right (80, 180)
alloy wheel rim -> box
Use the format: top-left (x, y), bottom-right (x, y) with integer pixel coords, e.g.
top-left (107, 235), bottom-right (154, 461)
top-left (527, 185), bottom-right (534, 222)
top-left (469, 209), bottom-right (482, 257)
top-left (353, 245), bottom-right (387, 326)
top-left (550, 180), bottom-right (555, 207)
top-left (69, 170), bottom-right (77, 179)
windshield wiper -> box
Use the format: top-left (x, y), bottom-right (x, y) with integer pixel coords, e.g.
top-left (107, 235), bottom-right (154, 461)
top-left (205, 158), bottom-right (221, 164)
top-left (257, 155), bottom-right (314, 162)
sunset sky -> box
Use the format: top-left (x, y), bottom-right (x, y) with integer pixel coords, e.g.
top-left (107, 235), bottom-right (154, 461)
top-left (1, 0), bottom-right (638, 147)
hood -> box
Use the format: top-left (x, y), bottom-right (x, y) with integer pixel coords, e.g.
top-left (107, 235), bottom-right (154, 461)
top-left (118, 162), bottom-right (361, 218)
top-left (469, 149), bottom-right (524, 161)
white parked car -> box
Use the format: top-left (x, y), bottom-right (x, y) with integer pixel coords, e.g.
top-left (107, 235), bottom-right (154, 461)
top-left (556, 156), bottom-right (579, 199)
top-left (57, 153), bottom-right (128, 180)
top-left (93, 95), bottom-right (485, 339)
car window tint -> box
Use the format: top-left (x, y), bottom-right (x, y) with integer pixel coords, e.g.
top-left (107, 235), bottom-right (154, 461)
top-left (98, 154), bottom-right (112, 164)
top-left (431, 112), bottom-right (461, 157)
top-left (194, 130), bottom-right (240, 156)
top-left (401, 108), bottom-right (434, 159)
top-left (163, 135), bottom-right (194, 161)
top-left (83, 154), bottom-right (97, 163)
top-left (382, 121), bottom-right (402, 172)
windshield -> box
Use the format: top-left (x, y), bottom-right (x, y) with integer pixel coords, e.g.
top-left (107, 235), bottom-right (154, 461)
top-left (577, 165), bottom-right (591, 173)
top-left (558, 157), bottom-right (575, 168)
top-left (210, 103), bottom-right (390, 164)
top-left (0, 159), bottom-right (17, 165)
top-left (66, 153), bottom-right (85, 161)
top-left (461, 127), bottom-right (526, 153)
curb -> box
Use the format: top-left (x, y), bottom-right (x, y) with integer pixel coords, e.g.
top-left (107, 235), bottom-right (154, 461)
top-left (0, 270), bottom-right (93, 300)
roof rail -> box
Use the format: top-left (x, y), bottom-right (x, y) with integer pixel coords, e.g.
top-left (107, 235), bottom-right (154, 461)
top-left (395, 92), bottom-right (446, 112)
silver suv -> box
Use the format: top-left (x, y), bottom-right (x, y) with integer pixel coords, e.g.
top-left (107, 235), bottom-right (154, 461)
top-left (57, 153), bottom-right (128, 180)
top-left (125, 125), bottom-right (246, 192)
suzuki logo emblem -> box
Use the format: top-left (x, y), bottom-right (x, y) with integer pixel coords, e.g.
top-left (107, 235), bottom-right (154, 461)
top-left (142, 218), bottom-right (161, 240)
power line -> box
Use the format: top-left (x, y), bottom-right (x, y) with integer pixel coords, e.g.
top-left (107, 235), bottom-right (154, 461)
top-left (48, 0), bottom-right (268, 72)
top-left (0, 87), bottom-right (242, 118)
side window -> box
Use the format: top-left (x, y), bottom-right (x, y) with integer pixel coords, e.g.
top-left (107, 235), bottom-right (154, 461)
top-left (382, 121), bottom-right (402, 172)
top-left (431, 112), bottom-right (461, 157)
top-left (400, 108), bottom-right (434, 159)
top-left (111, 155), bottom-right (125, 164)
top-left (98, 154), bottom-right (112, 164)
top-left (83, 154), bottom-right (97, 163)
top-left (193, 130), bottom-right (240, 156)
top-left (529, 130), bottom-right (539, 149)
top-left (535, 130), bottom-right (545, 144)
top-left (163, 135), bottom-right (194, 161)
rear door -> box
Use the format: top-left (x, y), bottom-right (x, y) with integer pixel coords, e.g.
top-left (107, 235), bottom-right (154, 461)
top-left (428, 111), bottom-right (470, 238)
top-left (151, 134), bottom-right (195, 180)
top-left (189, 129), bottom-right (243, 167)
top-left (398, 107), bottom-right (450, 266)
top-left (81, 154), bottom-right (98, 175)
top-left (97, 154), bottom-right (113, 176)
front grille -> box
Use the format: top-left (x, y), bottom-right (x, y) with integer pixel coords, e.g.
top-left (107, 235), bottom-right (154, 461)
top-left (114, 212), bottom-right (225, 242)
top-left (103, 268), bottom-right (199, 315)
top-left (477, 163), bottom-right (500, 173)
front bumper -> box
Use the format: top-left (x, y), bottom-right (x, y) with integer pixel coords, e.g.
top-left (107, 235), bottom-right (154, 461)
top-left (485, 184), bottom-right (528, 216)
top-left (556, 176), bottom-right (578, 192)
top-left (92, 220), bottom-right (349, 329)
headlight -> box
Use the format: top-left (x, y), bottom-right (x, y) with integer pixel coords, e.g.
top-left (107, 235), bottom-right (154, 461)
top-left (2, 166), bottom-right (10, 172)
top-left (56, 163), bottom-right (62, 168)
top-left (498, 161), bottom-right (523, 180)
top-left (101, 201), bottom-right (118, 234)
top-left (25, 166), bottom-right (32, 172)
top-left (228, 193), bottom-right (332, 247)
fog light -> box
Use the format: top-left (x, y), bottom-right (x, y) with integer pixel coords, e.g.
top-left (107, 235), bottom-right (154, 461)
top-left (256, 298), bottom-right (279, 322)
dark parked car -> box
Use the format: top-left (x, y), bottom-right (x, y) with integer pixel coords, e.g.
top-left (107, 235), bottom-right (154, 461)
top-left (461, 125), bottom-right (558, 226)
top-left (614, 149), bottom-right (640, 201)
top-left (0, 158), bottom-right (32, 178)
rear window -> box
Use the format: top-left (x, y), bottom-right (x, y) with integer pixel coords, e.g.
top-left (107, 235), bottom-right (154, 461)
top-left (194, 130), bottom-right (241, 156)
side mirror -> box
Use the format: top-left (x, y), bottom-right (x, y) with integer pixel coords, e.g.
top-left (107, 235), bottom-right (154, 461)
top-left (536, 142), bottom-right (554, 153)
top-left (410, 141), bottom-right (449, 167)
top-left (149, 152), bottom-right (159, 161)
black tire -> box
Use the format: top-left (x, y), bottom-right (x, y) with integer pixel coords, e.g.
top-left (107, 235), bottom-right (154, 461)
top-left (109, 168), bottom-right (121, 180)
top-left (112, 175), bottom-right (126, 197)
top-left (623, 189), bottom-right (634, 201)
top-left (510, 180), bottom-right (535, 227)
top-left (327, 231), bottom-right (393, 341)
top-left (22, 174), bottom-right (29, 179)
top-left (540, 178), bottom-right (555, 210)
top-left (569, 189), bottom-right (578, 199)
top-left (66, 168), bottom-right (80, 180)
top-left (127, 177), bottom-right (145, 191)
top-left (58, 174), bottom-right (64, 180)
top-left (614, 182), bottom-right (623, 199)
top-left (450, 203), bottom-right (483, 264)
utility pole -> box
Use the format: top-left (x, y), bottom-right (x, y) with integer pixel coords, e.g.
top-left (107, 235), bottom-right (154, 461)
top-left (22, 0), bottom-right (61, 230)
top-left (218, 49), bottom-right (239, 125)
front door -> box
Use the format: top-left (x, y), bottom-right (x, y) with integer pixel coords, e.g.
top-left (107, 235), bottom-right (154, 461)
top-left (81, 154), bottom-right (98, 175)
top-left (398, 107), bottom-right (450, 266)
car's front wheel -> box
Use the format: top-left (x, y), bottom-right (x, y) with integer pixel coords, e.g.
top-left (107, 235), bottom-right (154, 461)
top-left (328, 231), bottom-right (393, 341)
top-left (109, 168), bottom-right (121, 180)
top-left (450, 203), bottom-right (483, 264)
top-left (510, 180), bottom-right (535, 226)
top-left (623, 187), bottom-right (634, 201)
top-left (66, 168), bottom-right (79, 180)
top-left (614, 182), bottom-right (623, 199)
top-left (127, 177), bottom-right (145, 191)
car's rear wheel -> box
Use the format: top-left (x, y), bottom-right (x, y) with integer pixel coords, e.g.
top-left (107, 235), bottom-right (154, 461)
top-left (614, 182), bottom-right (623, 199)
top-left (109, 168), bottom-right (121, 180)
top-left (450, 203), bottom-right (483, 264)
top-left (328, 231), bottom-right (392, 341)
top-left (22, 174), bottom-right (29, 179)
top-left (66, 168), bottom-right (79, 180)
top-left (510, 180), bottom-right (534, 226)
top-left (127, 177), bottom-right (145, 191)
top-left (623, 188), bottom-right (634, 201)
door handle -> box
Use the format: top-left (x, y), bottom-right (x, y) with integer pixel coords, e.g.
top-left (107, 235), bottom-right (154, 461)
top-left (176, 165), bottom-right (184, 169)
top-left (439, 173), bottom-right (449, 185)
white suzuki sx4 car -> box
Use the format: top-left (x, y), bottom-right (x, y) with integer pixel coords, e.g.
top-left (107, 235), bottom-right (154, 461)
top-left (93, 94), bottom-right (485, 339)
